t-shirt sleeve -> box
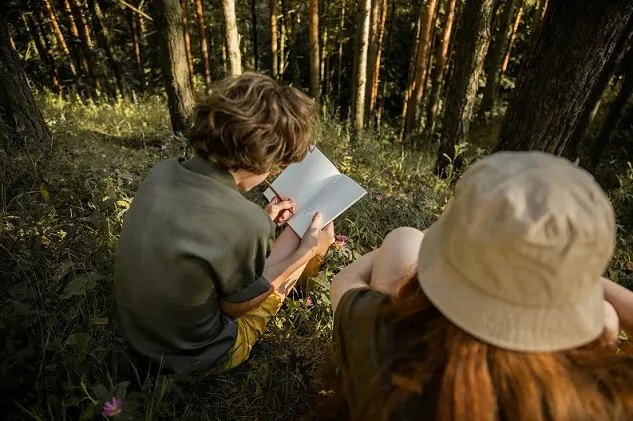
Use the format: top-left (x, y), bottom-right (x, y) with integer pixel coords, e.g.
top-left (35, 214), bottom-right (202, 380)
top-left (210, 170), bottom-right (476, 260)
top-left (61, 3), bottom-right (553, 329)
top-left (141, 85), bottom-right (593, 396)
top-left (213, 212), bottom-right (275, 303)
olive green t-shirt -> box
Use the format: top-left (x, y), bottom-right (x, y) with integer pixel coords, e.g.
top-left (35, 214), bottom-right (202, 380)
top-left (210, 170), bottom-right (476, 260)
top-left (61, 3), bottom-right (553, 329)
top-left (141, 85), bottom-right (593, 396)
top-left (334, 288), bottom-right (441, 420)
top-left (114, 157), bottom-right (275, 372)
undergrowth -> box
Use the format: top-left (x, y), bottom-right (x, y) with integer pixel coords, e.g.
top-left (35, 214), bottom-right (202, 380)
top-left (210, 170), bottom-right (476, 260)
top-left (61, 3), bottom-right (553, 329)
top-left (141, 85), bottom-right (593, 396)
top-left (1, 94), bottom-right (632, 420)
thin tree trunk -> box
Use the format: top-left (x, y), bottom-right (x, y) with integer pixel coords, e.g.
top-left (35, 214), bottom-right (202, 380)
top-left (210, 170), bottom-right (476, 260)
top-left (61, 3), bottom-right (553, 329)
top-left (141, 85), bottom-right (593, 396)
top-left (426, 0), bottom-right (457, 137)
top-left (351, 0), bottom-right (372, 140)
top-left (400, 4), bottom-right (423, 128)
top-left (494, 0), bottom-right (633, 156)
top-left (270, 0), bottom-right (279, 78)
top-left (287, 0), bottom-right (301, 85)
top-left (308, 0), bottom-right (320, 100)
top-left (72, 0), bottom-right (93, 46)
top-left (435, 0), bottom-right (495, 176)
top-left (566, 18), bottom-right (633, 159)
top-left (44, 0), bottom-right (78, 76)
top-left (88, 0), bottom-right (126, 97)
top-left (179, 0), bottom-right (195, 86)
top-left (0, 15), bottom-right (50, 146)
top-left (62, 0), bottom-right (90, 78)
top-left (336, 0), bottom-right (346, 101)
top-left (500, 4), bottom-right (523, 79)
top-left (34, 11), bottom-right (65, 94)
top-left (221, 0), bottom-right (243, 76)
top-left (127, 9), bottom-right (145, 93)
top-left (591, 47), bottom-right (633, 167)
top-left (250, 0), bottom-right (259, 70)
top-left (369, 0), bottom-right (388, 118)
top-left (403, 0), bottom-right (439, 139)
top-left (376, 0), bottom-right (395, 129)
top-left (70, 0), bottom-right (101, 93)
top-left (192, 0), bottom-right (212, 91)
top-left (321, 0), bottom-right (331, 98)
top-left (23, 13), bottom-right (61, 94)
top-left (479, 0), bottom-right (519, 116)
top-left (365, 0), bottom-right (381, 119)
top-left (280, 0), bottom-right (287, 77)
top-left (151, 0), bottom-right (196, 133)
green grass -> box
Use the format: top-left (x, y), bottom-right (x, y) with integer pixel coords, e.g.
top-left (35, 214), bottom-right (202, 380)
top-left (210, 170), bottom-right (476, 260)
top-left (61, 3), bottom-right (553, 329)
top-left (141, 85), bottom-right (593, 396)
top-left (1, 94), bottom-right (632, 420)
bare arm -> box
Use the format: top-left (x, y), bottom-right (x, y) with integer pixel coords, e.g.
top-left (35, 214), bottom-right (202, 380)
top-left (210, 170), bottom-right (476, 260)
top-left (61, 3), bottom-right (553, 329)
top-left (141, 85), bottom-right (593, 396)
top-left (602, 277), bottom-right (633, 336)
top-left (330, 250), bottom-right (379, 313)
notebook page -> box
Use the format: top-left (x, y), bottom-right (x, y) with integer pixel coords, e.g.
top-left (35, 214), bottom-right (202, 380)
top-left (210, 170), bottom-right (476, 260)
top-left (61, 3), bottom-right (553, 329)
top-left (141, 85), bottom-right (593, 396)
top-left (288, 174), bottom-right (367, 237)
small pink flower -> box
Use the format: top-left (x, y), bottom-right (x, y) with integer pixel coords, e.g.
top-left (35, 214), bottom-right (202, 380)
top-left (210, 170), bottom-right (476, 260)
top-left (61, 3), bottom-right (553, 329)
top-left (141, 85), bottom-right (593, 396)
top-left (304, 297), bottom-right (314, 307)
top-left (104, 397), bottom-right (122, 417)
top-left (334, 235), bottom-right (348, 249)
top-left (376, 195), bottom-right (383, 202)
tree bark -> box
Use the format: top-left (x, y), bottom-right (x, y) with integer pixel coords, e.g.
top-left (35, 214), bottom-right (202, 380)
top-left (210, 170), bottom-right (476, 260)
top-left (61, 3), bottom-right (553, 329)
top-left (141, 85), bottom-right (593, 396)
top-left (192, 0), bottom-right (212, 91)
top-left (62, 0), bottom-right (91, 77)
top-left (566, 18), bottom-right (633, 159)
top-left (435, 0), bottom-right (495, 176)
top-left (400, 3), bottom-right (423, 130)
top-left (23, 13), bottom-right (62, 94)
top-left (280, 0), bottom-right (287, 77)
top-left (494, 0), bottom-right (633, 155)
top-left (376, 0), bottom-right (395, 129)
top-left (87, 0), bottom-right (126, 97)
top-left (364, 0), bottom-right (381, 118)
top-left (369, 0), bottom-right (388, 118)
top-left (179, 0), bottom-right (195, 86)
top-left (127, 9), bottom-right (145, 93)
top-left (590, 47), bottom-right (633, 167)
top-left (44, 0), bottom-right (78, 77)
top-left (287, 0), bottom-right (301, 85)
top-left (500, 4), bottom-right (523, 79)
top-left (426, 0), bottom-right (457, 137)
top-left (403, 0), bottom-right (439, 138)
top-left (151, 0), bottom-right (196, 133)
top-left (69, 0), bottom-right (100, 93)
top-left (0, 15), bottom-right (50, 146)
top-left (351, 0), bottom-right (372, 139)
top-left (308, 0), bottom-right (320, 100)
top-left (221, 0), bottom-right (243, 76)
top-left (270, 0), bottom-right (279, 78)
top-left (336, 0), bottom-right (346, 101)
top-left (479, 0), bottom-right (519, 116)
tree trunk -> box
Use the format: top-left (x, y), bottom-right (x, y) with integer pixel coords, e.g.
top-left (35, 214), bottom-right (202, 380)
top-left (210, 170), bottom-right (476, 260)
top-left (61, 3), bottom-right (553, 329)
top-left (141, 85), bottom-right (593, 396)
top-left (308, 0), bottom-right (320, 100)
top-left (192, 0), bottom-right (212, 91)
top-left (351, 0), bottom-right (372, 139)
top-left (426, 0), bottom-right (457, 137)
top-left (23, 13), bottom-right (62, 94)
top-left (403, 0), bottom-right (439, 138)
top-left (221, 0), bottom-right (243, 76)
top-left (270, 0), bottom-right (279, 78)
top-left (151, 0), bottom-right (196, 133)
top-left (336, 0), bottom-right (346, 101)
top-left (369, 0), bottom-right (388, 118)
top-left (249, 0), bottom-right (259, 71)
top-left (566, 18), bottom-right (633, 159)
top-left (494, 0), bottom-right (633, 155)
top-left (0, 15), bottom-right (50, 146)
top-left (280, 0), bottom-right (287, 77)
top-left (88, 0), bottom-right (126, 97)
top-left (127, 10), bottom-right (145, 94)
top-left (435, 0), bottom-right (495, 176)
top-left (500, 4), bottom-right (523, 79)
top-left (376, 0), bottom-right (396, 129)
top-left (287, 0), bottom-right (301, 85)
top-left (479, 0), bottom-right (519, 117)
top-left (590, 47), bottom-right (633, 167)
top-left (364, 0), bottom-right (381, 118)
top-left (69, 0), bottom-right (101, 93)
top-left (179, 0), bottom-right (195, 86)
top-left (400, 4), bottom-right (423, 129)
top-left (62, 0), bottom-right (92, 78)
top-left (44, 0), bottom-right (78, 77)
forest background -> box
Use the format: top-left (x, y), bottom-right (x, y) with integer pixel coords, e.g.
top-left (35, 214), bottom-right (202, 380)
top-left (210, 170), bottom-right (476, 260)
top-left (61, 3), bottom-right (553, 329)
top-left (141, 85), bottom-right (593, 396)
top-left (2, 0), bottom-right (633, 419)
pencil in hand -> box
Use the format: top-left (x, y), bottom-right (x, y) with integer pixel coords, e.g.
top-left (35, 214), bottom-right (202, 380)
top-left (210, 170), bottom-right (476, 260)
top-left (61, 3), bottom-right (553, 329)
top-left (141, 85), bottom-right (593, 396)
top-left (265, 180), bottom-right (295, 215)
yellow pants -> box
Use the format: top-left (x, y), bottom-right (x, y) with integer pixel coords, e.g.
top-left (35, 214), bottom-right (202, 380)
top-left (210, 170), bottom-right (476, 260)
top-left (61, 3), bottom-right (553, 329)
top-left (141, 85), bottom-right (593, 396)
top-left (211, 292), bottom-right (283, 373)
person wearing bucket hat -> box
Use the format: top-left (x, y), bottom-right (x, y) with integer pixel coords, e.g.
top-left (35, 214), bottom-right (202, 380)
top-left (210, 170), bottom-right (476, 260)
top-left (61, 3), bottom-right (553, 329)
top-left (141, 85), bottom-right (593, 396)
top-left (329, 151), bottom-right (633, 421)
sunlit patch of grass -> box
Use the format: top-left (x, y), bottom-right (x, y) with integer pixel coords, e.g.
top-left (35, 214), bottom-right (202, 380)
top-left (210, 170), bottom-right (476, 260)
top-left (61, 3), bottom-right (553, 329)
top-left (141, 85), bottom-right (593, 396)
top-left (1, 93), bottom-right (632, 420)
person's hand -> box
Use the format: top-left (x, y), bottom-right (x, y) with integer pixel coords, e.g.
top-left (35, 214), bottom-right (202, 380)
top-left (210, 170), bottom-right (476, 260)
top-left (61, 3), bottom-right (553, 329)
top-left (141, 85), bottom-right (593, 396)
top-left (265, 196), bottom-right (296, 227)
top-left (300, 212), bottom-right (335, 257)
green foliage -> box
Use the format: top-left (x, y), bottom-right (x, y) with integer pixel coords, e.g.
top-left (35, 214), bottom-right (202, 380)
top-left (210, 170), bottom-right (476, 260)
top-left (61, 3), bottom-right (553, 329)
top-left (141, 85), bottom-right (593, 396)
top-left (1, 94), bottom-right (632, 420)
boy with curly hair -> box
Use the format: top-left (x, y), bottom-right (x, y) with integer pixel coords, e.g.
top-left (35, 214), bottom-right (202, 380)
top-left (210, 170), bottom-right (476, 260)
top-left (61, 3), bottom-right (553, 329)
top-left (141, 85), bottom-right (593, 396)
top-left (115, 73), bottom-right (334, 373)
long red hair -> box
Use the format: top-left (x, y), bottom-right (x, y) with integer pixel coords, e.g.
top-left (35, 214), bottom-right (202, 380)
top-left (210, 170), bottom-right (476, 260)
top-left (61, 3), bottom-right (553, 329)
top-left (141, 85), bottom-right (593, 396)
top-left (331, 278), bottom-right (633, 421)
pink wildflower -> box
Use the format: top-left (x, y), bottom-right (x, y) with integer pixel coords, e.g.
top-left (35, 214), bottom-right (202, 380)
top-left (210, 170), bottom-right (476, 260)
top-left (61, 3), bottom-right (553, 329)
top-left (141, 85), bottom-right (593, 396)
top-left (104, 397), bottom-right (122, 417)
top-left (305, 297), bottom-right (314, 307)
top-left (376, 195), bottom-right (383, 202)
top-left (334, 235), bottom-right (348, 249)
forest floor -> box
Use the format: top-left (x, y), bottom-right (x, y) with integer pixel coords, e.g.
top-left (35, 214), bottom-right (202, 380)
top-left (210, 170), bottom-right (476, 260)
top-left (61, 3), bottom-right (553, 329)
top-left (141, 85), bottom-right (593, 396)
top-left (1, 95), bottom-right (633, 420)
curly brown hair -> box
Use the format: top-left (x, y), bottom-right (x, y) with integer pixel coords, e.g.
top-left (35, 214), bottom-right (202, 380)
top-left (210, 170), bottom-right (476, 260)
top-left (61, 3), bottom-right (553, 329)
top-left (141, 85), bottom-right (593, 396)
top-left (188, 72), bottom-right (316, 174)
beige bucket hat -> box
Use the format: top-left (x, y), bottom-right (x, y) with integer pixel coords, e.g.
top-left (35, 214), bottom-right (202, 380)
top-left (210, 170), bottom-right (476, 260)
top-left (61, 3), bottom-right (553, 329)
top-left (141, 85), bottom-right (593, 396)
top-left (418, 151), bottom-right (616, 352)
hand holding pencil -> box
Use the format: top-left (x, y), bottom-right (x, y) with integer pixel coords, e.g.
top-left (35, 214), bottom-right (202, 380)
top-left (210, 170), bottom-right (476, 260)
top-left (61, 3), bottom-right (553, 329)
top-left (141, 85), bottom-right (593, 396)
top-left (264, 180), bottom-right (296, 227)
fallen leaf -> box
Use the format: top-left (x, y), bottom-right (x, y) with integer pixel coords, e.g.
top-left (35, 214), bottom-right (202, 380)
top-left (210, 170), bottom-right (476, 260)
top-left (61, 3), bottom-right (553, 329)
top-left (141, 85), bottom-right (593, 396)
top-left (40, 184), bottom-right (50, 202)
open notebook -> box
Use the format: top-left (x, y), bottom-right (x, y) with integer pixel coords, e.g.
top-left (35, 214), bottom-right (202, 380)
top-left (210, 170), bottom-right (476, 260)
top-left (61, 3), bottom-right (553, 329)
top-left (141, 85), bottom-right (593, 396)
top-left (264, 147), bottom-right (367, 237)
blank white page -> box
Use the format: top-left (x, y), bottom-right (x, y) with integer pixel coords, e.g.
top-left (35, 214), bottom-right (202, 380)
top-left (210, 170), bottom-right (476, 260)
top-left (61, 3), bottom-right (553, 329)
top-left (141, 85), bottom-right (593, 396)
top-left (264, 147), bottom-right (340, 212)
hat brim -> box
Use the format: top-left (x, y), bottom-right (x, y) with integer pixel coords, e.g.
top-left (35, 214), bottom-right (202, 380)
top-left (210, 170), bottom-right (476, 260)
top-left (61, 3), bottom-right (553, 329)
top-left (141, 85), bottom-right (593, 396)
top-left (417, 219), bottom-right (605, 352)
